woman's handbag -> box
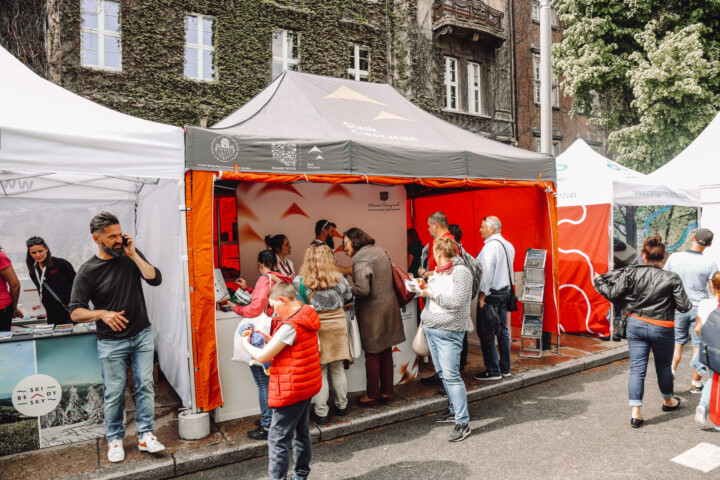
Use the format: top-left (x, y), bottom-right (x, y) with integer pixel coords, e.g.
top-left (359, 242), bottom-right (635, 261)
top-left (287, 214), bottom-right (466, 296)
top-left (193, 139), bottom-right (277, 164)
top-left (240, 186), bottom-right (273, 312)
top-left (412, 323), bottom-right (430, 356)
top-left (347, 304), bottom-right (362, 359)
top-left (384, 250), bottom-right (416, 307)
top-left (232, 312), bottom-right (271, 363)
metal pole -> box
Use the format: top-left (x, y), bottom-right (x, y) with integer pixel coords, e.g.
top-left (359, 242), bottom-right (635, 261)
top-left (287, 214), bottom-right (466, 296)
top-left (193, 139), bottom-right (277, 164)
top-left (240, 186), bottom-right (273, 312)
top-left (540, 0), bottom-right (553, 155)
top-left (179, 179), bottom-right (198, 414)
top-left (609, 205), bottom-right (615, 339)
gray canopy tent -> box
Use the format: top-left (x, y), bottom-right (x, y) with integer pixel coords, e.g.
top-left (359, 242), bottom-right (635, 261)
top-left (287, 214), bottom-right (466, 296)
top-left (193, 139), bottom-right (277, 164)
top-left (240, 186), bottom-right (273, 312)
top-left (182, 71), bottom-right (559, 413)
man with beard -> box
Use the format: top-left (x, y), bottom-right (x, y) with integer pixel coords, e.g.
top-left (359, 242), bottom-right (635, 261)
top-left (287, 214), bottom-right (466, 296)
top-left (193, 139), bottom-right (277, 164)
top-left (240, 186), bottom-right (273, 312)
top-left (70, 211), bottom-right (164, 463)
top-left (312, 219), bottom-right (351, 275)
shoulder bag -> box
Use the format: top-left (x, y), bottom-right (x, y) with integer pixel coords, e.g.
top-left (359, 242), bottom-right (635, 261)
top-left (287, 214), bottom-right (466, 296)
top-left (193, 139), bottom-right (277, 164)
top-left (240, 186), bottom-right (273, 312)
top-left (493, 240), bottom-right (519, 312)
top-left (346, 301), bottom-right (362, 359)
top-left (412, 320), bottom-right (430, 356)
top-left (384, 250), bottom-right (416, 307)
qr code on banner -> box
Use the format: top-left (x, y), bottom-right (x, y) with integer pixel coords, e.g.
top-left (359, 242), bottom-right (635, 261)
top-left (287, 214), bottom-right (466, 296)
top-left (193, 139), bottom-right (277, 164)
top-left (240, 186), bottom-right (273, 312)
top-left (271, 141), bottom-right (298, 168)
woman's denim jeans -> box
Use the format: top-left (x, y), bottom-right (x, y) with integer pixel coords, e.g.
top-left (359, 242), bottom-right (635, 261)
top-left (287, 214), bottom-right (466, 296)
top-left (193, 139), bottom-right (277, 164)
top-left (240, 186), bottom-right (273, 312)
top-left (97, 327), bottom-right (155, 441)
top-left (424, 326), bottom-right (470, 425)
top-left (626, 317), bottom-right (675, 407)
top-left (249, 364), bottom-right (272, 429)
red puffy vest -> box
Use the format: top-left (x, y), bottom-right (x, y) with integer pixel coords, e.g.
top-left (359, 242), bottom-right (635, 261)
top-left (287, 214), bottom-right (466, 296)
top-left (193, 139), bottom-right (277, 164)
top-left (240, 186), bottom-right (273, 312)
top-left (268, 304), bottom-right (322, 408)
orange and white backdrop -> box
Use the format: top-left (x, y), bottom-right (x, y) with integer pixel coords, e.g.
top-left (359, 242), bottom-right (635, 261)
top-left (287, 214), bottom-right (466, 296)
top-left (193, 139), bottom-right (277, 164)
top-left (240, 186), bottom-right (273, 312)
top-left (234, 181), bottom-right (418, 390)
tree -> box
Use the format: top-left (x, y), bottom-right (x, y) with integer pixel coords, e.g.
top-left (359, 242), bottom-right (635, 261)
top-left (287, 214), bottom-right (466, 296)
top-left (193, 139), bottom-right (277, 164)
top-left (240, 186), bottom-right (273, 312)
top-left (85, 386), bottom-right (104, 425)
top-left (66, 385), bottom-right (84, 425)
top-left (553, 0), bottom-right (720, 172)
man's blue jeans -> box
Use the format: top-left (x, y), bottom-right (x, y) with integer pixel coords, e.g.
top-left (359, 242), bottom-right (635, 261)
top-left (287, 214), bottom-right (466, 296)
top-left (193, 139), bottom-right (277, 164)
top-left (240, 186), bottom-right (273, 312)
top-left (480, 289), bottom-right (511, 376)
top-left (249, 364), bottom-right (272, 429)
top-left (626, 317), bottom-right (674, 407)
top-left (97, 327), bottom-right (155, 441)
top-left (424, 326), bottom-right (470, 425)
top-left (268, 398), bottom-right (312, 480)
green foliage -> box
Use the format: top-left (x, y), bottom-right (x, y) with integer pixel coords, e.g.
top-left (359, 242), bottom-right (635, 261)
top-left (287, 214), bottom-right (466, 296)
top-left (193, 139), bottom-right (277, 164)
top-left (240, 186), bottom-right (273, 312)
top-left (554, 0), bottom-right (720, 171)
top-left (56, 0), bottom-right (392, 127)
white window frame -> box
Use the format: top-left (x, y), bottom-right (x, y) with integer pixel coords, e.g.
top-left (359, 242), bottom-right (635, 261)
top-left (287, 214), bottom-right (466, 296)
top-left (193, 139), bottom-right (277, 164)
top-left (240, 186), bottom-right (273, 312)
top-left (184, 14), bottom-right (216, 81)
top-left (535, 138), bottom-right (562, 156)
top-left (348, 44), bottom-right (370, 81)
top-left (531, 1), bottom-right (540, 23)
top-left (272, 29), bottom-right (300, 80)
top-left (467, 61), bottom-right (483, 115)
top-left (533, 55), bottom-right (559, 108)
top-left (444, 57), bottom-right (459, 112)
top-left (81, 0), bottom-right (121, 71)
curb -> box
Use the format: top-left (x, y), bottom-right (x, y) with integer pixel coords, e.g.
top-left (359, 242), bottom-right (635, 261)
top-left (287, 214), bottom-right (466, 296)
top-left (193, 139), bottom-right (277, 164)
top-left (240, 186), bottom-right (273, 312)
top-left (57, 345), bottom-right (628, 480)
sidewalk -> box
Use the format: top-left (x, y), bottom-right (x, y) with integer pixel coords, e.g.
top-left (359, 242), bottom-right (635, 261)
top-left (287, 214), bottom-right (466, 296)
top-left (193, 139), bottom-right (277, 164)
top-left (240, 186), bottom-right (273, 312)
top-left (0, 335), bottom-right (628, 480)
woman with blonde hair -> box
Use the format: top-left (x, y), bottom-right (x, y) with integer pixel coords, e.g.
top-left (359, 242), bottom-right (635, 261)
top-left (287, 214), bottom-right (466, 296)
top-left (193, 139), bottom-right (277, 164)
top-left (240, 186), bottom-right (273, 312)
top-left (294, 244), bottom-right (353, 424)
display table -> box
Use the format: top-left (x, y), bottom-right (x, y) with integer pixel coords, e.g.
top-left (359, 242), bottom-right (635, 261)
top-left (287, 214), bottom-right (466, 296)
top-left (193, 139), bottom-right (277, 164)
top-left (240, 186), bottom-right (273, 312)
top-left (0, 330), bottom-right (105, 456)
top-left (212, 301), bottom-right (419, 422)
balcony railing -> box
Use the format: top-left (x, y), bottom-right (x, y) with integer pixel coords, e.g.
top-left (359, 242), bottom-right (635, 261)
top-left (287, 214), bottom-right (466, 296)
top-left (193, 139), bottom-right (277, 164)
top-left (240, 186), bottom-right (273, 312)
top-left (433, 0), bottom-right (504, 31)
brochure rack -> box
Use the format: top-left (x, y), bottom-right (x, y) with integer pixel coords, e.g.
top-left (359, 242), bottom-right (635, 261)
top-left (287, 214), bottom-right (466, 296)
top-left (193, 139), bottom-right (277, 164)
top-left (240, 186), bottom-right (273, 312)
top-left (519, 249), bottom-right (547, 358)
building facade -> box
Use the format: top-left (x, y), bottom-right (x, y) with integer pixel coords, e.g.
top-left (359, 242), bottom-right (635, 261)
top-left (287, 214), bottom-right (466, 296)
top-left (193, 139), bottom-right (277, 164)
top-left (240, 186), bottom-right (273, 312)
top-left (511, 0), bottom-right (607, 156)
top-left (1, 0), bottom-right (605, 152)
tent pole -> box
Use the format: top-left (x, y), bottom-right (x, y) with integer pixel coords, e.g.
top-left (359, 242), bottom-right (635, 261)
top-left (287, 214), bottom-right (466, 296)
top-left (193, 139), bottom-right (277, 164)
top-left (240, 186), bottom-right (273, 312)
top-left (609, 204), bottom-right (615, 339)
top-left (180, 179), bottom-right (198, 414)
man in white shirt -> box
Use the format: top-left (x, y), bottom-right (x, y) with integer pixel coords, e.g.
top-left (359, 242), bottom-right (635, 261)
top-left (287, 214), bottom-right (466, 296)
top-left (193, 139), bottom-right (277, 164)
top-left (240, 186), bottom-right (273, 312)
top-left (474, 216), bottom-right (515, 381)
top-left (665, 228), bottom-right (718, 392)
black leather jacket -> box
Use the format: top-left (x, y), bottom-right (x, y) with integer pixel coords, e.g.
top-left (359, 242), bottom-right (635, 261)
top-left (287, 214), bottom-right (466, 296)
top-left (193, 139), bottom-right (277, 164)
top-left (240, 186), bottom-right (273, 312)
top-left (593, 264), bottom-right (691, 321)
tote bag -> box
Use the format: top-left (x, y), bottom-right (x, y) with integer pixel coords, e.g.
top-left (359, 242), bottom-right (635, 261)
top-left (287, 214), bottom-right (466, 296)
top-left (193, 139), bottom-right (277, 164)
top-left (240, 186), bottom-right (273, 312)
top-left (412, 324), bottom-right (430, 356)
top-left (232, 312), bottom-right (272, 363)
top-left (346, 305), bottom-right (362, 359)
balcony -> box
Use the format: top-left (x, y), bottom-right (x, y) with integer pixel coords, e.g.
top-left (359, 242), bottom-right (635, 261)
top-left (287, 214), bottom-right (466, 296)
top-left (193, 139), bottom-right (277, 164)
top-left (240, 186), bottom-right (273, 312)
top-left (432, 0), bottom-right (506, 46)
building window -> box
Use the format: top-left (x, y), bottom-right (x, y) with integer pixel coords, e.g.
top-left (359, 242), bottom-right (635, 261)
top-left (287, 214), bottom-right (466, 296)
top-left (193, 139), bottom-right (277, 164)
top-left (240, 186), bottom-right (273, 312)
top-left (443, 57), bottom-right (459, 111)
top-left (272, 30), bottom-right (299, 80)
top-left (81, 0), bottom-right (121, 70)
top-left (533, 55), bottom-right (559, 107)
top-left (348, 45), bottom-right (370, 81)
top-left (467, 62), bottom-right (484, 115)
top-left (535, 138), bottom-right (561, 156)
top-left (531, 1), bottom-right (539, 22)
top-left (185, 14), bottom-right (215, 81)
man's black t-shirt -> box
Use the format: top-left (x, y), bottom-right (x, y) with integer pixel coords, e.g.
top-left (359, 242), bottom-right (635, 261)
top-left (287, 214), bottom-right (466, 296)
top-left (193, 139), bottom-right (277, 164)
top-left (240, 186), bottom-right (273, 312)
top-left (70, 249), bottom-right (162, 340)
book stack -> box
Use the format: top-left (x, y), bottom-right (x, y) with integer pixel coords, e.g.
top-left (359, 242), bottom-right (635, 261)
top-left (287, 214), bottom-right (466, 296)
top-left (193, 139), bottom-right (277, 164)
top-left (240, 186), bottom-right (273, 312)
top-left (72, 323), bottom-right (91, 334)
top-left (33, 324), bottom-right (55, 338)
top-left (12, 327), bottom-right (34, 336)
top-left (0, 331), bottom-right (12, 340)
top-left (53, 324), bottom-right (74, 336)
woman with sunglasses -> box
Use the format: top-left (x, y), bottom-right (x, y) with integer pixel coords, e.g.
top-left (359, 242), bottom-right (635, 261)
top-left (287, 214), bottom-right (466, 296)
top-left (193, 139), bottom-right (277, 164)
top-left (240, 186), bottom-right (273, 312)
top-left (0, 244), bottom-right (21, 331)
top-left (26, 237), bottom-right (76, 325)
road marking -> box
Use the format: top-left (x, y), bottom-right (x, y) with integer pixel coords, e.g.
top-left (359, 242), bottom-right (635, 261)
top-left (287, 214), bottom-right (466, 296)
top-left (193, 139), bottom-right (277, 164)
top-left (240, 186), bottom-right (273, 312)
top-left (671, 443), bottom-right (720, 473)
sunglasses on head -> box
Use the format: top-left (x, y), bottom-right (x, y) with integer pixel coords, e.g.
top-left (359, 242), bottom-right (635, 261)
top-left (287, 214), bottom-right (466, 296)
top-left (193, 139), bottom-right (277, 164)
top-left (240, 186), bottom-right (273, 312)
top-left (26, 237), bottom-right (44, 247)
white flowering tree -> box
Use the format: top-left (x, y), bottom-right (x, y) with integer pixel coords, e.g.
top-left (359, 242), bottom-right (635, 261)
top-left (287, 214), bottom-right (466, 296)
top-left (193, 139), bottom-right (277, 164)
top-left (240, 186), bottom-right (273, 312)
top-left (553, 0), bottom-right (720, 171)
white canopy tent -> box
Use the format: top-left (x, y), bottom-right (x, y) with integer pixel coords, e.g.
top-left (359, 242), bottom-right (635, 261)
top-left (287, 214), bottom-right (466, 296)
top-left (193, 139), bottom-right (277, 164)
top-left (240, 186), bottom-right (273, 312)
top-left (555, 140), bottom-right (700, 335)
top-left (649, 112), bottom-right (720, 266)
top-left (0, 47), bottom-right (191, 407)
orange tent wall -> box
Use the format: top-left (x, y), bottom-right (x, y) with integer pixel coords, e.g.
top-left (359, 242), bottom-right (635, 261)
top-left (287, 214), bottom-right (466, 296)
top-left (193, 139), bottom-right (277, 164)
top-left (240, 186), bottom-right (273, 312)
top-left (186, 170), bottom-right (559, 412)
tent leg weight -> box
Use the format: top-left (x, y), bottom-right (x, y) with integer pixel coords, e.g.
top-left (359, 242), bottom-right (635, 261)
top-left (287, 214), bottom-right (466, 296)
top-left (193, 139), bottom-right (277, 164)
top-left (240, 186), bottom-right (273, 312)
top-left (178, 410), bottom-right (210, 440)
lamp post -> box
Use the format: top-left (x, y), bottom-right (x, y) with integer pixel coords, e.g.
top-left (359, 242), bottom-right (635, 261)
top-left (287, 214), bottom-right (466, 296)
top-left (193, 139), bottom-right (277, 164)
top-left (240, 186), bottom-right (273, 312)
top-left (539, 0), bottom-right (553, 155)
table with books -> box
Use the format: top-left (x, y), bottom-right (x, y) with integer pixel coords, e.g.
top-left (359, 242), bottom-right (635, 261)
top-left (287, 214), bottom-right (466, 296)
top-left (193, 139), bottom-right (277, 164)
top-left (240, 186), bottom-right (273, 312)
top-left (0, 322), bottom-right (106, 456)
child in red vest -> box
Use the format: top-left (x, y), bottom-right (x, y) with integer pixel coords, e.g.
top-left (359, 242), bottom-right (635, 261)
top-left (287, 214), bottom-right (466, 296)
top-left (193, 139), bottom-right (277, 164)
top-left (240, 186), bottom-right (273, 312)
top-left (243, 282), bottom-right (322, 480)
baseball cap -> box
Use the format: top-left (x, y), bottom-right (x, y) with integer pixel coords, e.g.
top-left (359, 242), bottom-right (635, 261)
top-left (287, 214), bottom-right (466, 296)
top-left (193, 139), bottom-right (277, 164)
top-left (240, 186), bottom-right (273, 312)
top-left (695, 228), bottom-right (714, 246)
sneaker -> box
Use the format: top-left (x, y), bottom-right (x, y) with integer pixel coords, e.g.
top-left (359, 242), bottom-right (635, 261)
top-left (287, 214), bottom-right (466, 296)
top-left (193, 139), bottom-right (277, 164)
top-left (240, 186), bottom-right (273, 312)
top-left (420, 373), bottom-right (443, 386)
top-left (690, 384), bottom-right (704, 394)
top-left (138, 432), bottom-right (165, 453)
top-left (501, 372), bottom-right (512, 378)
top-left (695, 406), bottom-right (707, 426)
top-left (247, 426), bottom-right (269, 440)
top-left (334, 406), bottom-right (348, 417)
top-left (449, 423), bottom-right (471, 442)
top-left (107, 439), bottom-right (125, 463)
top-left (473, 371), bottom-right (502, 381)
top-left (435, 409), bottom-right (455, 423)
top-left (310, 410), bottom-right (330, 425)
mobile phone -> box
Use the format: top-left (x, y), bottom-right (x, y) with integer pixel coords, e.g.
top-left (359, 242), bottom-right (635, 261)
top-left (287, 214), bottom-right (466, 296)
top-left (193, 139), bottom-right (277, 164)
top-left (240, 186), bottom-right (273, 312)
top-left (121, 235), bottom-right (129, 247)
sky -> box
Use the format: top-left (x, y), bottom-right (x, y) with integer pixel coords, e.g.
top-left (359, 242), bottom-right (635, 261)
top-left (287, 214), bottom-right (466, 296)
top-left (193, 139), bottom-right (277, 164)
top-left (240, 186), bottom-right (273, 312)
top-left (35, 335), bottom-right (102, 386)
top-left (0, 341), bottom-right (35, 400)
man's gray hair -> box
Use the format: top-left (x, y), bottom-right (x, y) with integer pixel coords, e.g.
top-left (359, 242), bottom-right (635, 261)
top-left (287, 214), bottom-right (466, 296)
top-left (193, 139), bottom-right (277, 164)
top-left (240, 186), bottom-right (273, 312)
top-left (484, 215), bottom-right (502, 232)
top-left (90, 211), bottom-right (120, 234)
top-left (428, 211), bottom-right (448, 228)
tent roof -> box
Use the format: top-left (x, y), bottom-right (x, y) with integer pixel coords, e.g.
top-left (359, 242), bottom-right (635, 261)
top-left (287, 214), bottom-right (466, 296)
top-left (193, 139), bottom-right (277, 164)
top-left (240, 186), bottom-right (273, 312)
top-left (649, 111), bottom-right (720, 189)
top-left (0, 47), bottom-right (184, 183)
top-left (185, 70), bottom-right (556, 182)
top-left (556, 139), bottom-right (699, 207)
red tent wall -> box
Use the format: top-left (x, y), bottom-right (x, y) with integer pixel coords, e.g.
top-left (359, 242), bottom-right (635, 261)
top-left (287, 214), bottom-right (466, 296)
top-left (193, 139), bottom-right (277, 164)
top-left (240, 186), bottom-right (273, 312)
top-left (557, 204), bottom-right (611, 335)
top-left (410, 187), bottom-right (559, 333)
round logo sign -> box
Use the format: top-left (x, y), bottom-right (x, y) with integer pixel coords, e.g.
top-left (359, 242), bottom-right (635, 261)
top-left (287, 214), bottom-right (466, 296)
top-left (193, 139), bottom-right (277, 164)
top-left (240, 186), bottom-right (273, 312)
top-left (211, 136), bottom-right (239, 163)
top-left (12, 374), bottom-right (62, 417)
top-left (557, 163), bottom-right (568, 172)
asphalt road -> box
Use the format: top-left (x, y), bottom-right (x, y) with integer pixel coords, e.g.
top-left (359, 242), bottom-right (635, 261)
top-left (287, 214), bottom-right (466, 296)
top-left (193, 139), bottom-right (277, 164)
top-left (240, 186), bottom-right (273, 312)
top-left (179, 352), bottom-right (720, 479)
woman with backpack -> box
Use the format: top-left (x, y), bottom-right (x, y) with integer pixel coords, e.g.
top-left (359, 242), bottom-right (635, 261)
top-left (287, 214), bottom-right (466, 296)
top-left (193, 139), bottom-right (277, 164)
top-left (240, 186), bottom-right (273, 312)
top-left (418, 236), bottom-right (473, 443)
top-left (229, 249), bottom-right (292, 440)
top-left (293, 244), bottom-right (353, 424)
top-left (593, 235), bottom-right (691, 428)
top-left (693, 271), bottom-right (720, 430)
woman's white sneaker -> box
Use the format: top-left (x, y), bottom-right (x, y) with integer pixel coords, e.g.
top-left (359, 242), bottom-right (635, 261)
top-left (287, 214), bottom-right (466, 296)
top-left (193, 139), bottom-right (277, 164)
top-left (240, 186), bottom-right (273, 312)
top-left (695, 406), bottom-right (707, 426)
top-left (107, 439), bottom-right (125, 463)
top-left (138, 432), bottom-right (165, 453)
